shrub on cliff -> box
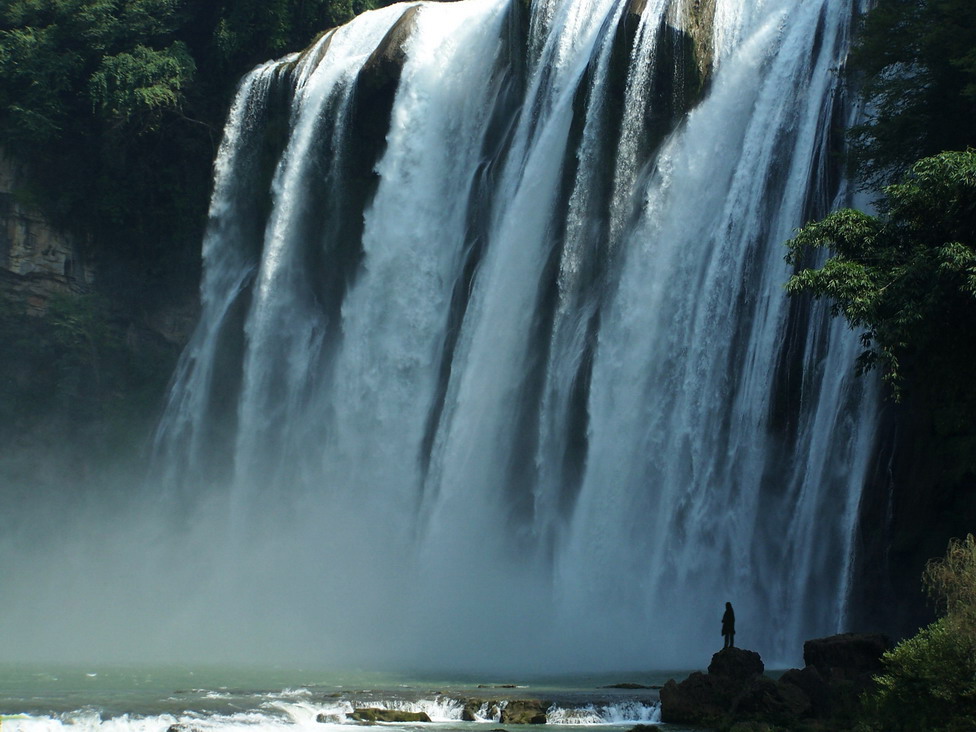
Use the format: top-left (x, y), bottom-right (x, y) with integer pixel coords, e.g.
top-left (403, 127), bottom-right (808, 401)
top-left (858, 535), bottom-right (976, 731)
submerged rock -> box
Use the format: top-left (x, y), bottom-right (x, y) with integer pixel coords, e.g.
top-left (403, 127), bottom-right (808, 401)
top-left (316, 712), bottom-right (346, 724)
top-left (345, 708), bottom-right (432, 723)
top-left (602, 682), bottom-right (655, 689)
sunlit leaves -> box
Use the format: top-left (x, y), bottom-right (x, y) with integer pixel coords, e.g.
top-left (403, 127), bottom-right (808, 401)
top-left (89, 41), bottom-right (194, 128)
top-left (0, 0), bottom-right (383, 307)
top-left (861, 535), bottom-right (976, 731)
top-left (786, 150), bottom-right (976, 398)
top-left (0, 0), bottom-right (194, 146)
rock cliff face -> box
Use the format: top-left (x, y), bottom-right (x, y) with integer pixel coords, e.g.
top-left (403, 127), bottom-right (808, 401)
top-left (670, 0), bottom-right (716, 79)
top-left (0, 151), bottom-right (198, 345)
top-left (0, 151), bottom-right (93, 315)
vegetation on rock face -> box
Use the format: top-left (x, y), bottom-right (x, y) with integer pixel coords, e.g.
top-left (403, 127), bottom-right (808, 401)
top-left (787, 0), bottom-right (976, 346)
top-left (785, 150), bottom-right (976, 399)
top-left (785, 0), bottom-right (976, 444)
top-left (846, 0), bottom-right (976, 189)
top-left (0, 0), bottom-right (379, 306)
top-left (0, 0), bottom-right (385, 476)
top-left (785, 150), bottom-right (976, 488)
top-left (784, 0), bottom-right (976, 669)
top-left (858, 535), bottom-right (976, 732)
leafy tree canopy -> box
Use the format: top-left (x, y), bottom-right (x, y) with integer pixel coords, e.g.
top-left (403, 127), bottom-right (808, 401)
top-left (0, 0), bottom-right (378, 305)
top-left (786, 150), bottom-right (976, 399)
top-left (859, 535), bottom-right (976, 732)
top-left (0, 0), bottom-right (191, 146)
top-left (848, 0), bottom-right (976, 187)
top-left (89, 41), bottom-right (195, 130)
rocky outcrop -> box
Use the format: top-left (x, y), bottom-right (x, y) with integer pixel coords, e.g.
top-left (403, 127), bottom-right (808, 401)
top-left (777, 666), bottom-right (832, 719)
top-left (660, 635), bottom-right (889, 731)
top-left (732, 676), bottom-right (812, 727)
top-left (671, 0), bottom-right (716, 81)
top-left (708, 647), bottom-right (764, 679)
top-left (661, 648), bottom-right (764, 728)
top-left (499, 700), bottom-right (549, 725)
top-left (456, 696), bottom-right (551, 724)
top-left (660, 670), bottom-right (742, 728)
top-left (0, 150), bottom-right (198, 344)
top-left (0, 151), bottom-right (93, 315)
top-left (461, 700), bottom-right (502, 722)
top-left (803, 633), bottom-right (888, 681)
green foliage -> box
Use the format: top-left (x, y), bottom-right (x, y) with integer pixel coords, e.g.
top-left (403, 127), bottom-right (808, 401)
top-left (89, 41), bottom-right (195, 129)
top-left (785, 150), bottom-right (976, 399)
top-left (859, 536), bottom-right (976, 732)
top-left (0, 0), bottom-right (192, 142)
top-left (0, 0), bottom-right (380, 309)
top-left (924, 534), bottom-right (976, 644)
top-left (0, 0), bottom-right (387, 459)
top-left (860, 618), bottom-right (976, 732)
top-left (847, 0), bottom-right (976, 187)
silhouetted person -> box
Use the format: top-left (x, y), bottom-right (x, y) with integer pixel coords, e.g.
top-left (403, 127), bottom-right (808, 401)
top-left (722, 602), bottom-right (735, 649)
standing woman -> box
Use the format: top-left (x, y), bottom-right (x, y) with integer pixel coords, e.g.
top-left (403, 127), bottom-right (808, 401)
top-left (722, 602), bottom-right (735, 648)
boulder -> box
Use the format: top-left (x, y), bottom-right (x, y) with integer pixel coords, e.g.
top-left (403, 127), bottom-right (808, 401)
top-left (731, 676), bottom-right (811, 726)
top-left (803, 633), bottom-right (888, 682)
top-left (779, 665), bottom-right (832, 717)
top-left (659, 671), bottom-right (740, 727)
top-left (708, 647), bottom-right (765, 681)
top-left (346, 708), bottom-right (432, 723)
top-left (499, 700), bottom-right (549, 725)
top-left (315, 713), bottom-right (345, 724)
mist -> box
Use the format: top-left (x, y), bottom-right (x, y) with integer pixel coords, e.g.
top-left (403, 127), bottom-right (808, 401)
top-left (0, 463), bottom-right (674, 674)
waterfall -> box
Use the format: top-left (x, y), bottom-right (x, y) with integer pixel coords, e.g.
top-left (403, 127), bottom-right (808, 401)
top-left (145, 0), bottom-right (879, 671)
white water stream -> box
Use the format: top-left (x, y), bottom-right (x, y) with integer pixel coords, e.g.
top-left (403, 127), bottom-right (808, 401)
top-left (151, 0), bottom-right (879, 671)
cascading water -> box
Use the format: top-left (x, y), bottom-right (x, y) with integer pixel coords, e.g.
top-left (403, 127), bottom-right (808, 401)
top-left (9, 0), bottom-right (879, 671)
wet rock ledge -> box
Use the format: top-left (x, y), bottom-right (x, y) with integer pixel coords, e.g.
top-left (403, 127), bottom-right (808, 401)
top-left (660, 633), bottom-right (888, 731)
